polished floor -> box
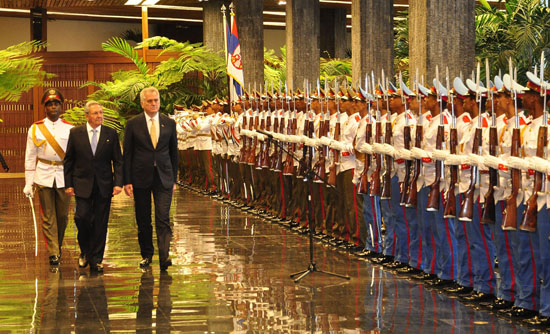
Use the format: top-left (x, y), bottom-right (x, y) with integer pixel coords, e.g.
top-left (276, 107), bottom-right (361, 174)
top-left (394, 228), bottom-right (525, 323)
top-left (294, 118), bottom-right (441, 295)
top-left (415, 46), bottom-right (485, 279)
top-left (0, 178), bottom-right (546, 333)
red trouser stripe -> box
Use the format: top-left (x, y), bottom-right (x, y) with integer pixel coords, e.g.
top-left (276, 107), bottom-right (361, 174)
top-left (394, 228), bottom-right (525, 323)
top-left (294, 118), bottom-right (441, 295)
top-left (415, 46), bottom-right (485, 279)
top-left (441, 191), bottom-right (455, 280)
top-left (280, 173), bottom-right (286, 219)
top-left (501, 202), bottom-right (515, 301)
top-left (353, 184), bottom-right (360, 246)
top-left (370, 195), bottom-right (379, 250)
top-left (207, 153), bottom-right (215, 191)
top-left (478, 198), bottom-right (494, 293)
top-left (402, 205), bottom-right (411, 263)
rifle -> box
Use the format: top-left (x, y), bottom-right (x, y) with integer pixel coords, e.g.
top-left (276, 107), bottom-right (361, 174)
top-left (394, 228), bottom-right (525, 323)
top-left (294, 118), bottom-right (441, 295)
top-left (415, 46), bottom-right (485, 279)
top-left (380, 73), bottom-right (393, 200)
top-left (239, 106), bottom-right (248, 163)
top-left (297, 92), bottom-right (310, 179)
top-left (270, 91), bottom-right (280, 171)
top-left (247, 88), bottom-right (259, 166)
top-left (459, 63), bottom-right (484, 221)
top-left (427, 66), bottom-right (445, 211)
top-left (274, 90), bottom-right (285, 172)
top-left (314, 80), bottom-right (327, 183)
top-left (255, 91), bottom-right (265, 170)
top-left (502, 61), bottom-right (521, 231)
top-left (481, 59), bottom-right (497, 224)
top-left (327, 81), bottom-right (341, 187)
top-left (520, 53), bottom-right (547, 232)
top-left (370, 76), bottom-right (382, 197)
top-left (261, 92), bottom-right (272, 169)
top-left (399, 72), bottom-right (412, 205)
top-left (283, 90), bottom-right (297, 176)
top-left (358, 75), bottom-right (373, 194)
top-left (406, 72), bottom-right (424, 207)
top-left (443, 69), bottom-right (458, 218)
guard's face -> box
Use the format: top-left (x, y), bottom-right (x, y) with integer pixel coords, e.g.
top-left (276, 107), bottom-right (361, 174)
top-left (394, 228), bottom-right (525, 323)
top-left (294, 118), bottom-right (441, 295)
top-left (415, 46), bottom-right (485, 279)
top-left (141, 91), bottom-right (160, 115)
top-left (86, 104), bottom-right (104, 128)
top-left (44, 100), bottom-right (62, 121)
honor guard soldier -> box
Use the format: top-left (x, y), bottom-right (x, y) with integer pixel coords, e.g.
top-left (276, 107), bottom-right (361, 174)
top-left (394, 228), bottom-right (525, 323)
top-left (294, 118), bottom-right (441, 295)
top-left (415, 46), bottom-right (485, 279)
top-left (24, 88), bottom-right (73, 266)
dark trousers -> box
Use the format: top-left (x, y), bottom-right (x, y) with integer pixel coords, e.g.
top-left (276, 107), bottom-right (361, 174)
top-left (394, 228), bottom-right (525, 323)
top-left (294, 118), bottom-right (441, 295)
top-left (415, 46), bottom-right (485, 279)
top-left (133, 170), bottom-right (173, 264)
top-left (74, 180), bottom-right (112, 266)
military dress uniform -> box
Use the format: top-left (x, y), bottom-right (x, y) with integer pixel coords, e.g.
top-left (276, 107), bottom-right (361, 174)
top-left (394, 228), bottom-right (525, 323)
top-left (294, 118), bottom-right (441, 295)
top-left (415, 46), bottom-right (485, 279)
top-left (24, 90), bottom-right (73, 263)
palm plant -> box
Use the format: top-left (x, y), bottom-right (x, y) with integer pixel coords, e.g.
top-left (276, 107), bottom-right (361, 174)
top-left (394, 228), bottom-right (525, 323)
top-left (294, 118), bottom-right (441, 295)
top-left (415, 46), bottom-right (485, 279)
top-left (0, 41), bottom-right (52, 102)
top-left (476, 0), bottom-right (550, 82)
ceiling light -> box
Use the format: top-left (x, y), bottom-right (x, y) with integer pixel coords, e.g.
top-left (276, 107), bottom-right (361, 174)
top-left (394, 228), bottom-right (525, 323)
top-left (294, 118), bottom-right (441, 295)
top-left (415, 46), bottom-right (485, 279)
top-left (124, 0), bottom-right (142, 5)
top-left (141, 0), bottom-right (160, 5)
top-left (278, 1), bottom-right (286, 5)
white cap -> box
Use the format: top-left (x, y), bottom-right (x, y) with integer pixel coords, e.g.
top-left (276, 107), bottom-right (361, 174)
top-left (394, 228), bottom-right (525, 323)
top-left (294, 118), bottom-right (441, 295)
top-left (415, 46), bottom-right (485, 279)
top-left (433, 78), bottom-right (448, 97)
top-left (453, 77), bottom-right (470, 97)
top-left (502, 74), bottom-right (528, 92)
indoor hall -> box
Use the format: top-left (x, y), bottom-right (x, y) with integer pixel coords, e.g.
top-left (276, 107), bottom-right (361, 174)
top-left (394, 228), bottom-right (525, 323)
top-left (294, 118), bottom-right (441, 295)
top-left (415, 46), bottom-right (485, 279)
top-left (0, 177), bottom-right (538, 333)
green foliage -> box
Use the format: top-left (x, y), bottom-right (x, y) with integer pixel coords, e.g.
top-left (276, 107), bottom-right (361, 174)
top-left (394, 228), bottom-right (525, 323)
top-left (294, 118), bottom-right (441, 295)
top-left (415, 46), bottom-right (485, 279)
top-left (475, 0), bottom-right (550, 83)
top-left (62, 37), bottom-right (227, 131)
top-left (0, 41), bottom-right (53, 102)
top-left (394, 11), bottom-right (410, 82)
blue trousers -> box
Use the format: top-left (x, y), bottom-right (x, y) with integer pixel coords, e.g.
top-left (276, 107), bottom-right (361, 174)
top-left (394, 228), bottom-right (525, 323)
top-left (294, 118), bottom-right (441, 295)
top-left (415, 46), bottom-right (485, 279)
top-left (381, 176), bottom-right (407, 258)
top-left (512, 203), bottom-right (541, 311)
top-left (491, 200), bottom-right (517, 302)
top-left (363, 193), bottom-right (383, 253)
top-left (465, 197), bottom-right (496, 294)
top-left (429, 191), bottom-right (457, 281)
top-left (404, 203), bottom-right (422, 270)
top-left (539, 207), bottom-right (550, 317)
top-left (452, 195), bottom-right (474, 288)
top-left (418, 186), bottom-right (435, 274)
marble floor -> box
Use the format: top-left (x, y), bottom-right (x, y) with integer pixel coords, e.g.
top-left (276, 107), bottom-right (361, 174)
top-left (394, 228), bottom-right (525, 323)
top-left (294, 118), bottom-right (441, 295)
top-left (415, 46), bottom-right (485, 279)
top-left (0, 178), bottom-right (546, 333)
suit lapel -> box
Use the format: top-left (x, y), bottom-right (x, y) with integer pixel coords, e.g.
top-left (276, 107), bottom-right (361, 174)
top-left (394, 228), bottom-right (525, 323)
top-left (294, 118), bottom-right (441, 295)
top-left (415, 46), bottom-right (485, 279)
top-left (80, 126), bottom-right (94, 157)
top-left (94, 127), bottom-right (107, 156)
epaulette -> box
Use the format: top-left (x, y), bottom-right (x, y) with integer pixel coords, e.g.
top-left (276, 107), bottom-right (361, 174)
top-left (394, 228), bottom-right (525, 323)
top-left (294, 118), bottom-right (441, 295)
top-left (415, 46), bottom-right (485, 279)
top-left (462, 114), bottom-right (471, 123)
top-left (61, 120), bottom-right (73, 126)
top-left (34, 120), bottom-right (44, 124)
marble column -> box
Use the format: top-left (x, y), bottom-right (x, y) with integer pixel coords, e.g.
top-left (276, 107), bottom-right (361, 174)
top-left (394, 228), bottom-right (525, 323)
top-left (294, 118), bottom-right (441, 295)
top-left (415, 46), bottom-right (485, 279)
top-left (409, 0), bottom-right (475, 82)
top-left (320, 8), bottom-right (347, 59)
top-left (351, 0), bottom-right (394, 85)
top-left (286, 0), bottom-right (320, 92)
top-left (235, 0), bottom-right (264, 88)
top-left (203, 0), bottom-right (229, 55)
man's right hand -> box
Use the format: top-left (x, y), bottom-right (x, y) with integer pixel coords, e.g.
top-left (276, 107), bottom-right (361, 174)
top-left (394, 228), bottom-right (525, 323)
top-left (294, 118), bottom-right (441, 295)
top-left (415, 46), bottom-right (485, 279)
top-left (124, 184), bottom-right (134, 198)
top-left (23, 184), bottom-right (34, 198)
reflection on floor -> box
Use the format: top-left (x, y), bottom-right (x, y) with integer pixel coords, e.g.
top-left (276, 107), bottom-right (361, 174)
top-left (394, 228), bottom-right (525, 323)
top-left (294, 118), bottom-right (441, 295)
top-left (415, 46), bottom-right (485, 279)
top-left (0, 178), bottom-right (543, 333)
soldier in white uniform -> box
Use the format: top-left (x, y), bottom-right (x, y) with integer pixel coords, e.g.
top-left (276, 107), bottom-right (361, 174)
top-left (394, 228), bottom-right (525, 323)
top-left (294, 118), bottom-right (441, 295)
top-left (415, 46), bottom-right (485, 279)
top-left (24, 89), bottom-right (73, 265)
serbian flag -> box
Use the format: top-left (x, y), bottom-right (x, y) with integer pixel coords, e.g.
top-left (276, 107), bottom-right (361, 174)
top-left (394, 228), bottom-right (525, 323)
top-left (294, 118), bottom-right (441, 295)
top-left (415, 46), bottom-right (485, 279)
top-left (224, 10), bottom-right (244, 101)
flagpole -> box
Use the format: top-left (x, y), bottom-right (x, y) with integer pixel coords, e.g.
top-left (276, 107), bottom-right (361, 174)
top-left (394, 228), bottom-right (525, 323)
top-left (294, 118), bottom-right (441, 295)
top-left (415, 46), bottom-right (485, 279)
top-left (221, 4), bottom-right (232, 104)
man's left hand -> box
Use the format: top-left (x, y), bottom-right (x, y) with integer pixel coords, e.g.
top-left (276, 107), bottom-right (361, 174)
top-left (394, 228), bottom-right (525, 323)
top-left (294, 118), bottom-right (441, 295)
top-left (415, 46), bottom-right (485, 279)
top-left (113, 186), bottom-right (122, 196)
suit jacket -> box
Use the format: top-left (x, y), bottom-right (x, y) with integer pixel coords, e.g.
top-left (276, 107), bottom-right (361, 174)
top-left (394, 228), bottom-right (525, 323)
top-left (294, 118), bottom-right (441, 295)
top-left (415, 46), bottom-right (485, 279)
top-left (123, 112), bottom-right (178, 189)
top-left (64, 125), bottom-right (123, 198)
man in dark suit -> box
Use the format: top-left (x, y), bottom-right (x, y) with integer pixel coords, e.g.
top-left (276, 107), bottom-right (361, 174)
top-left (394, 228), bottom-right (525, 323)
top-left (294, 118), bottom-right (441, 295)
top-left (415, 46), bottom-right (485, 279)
top-left (64, 101), bottom-right (123, 272)
top-left (123, 87), bottom-right (178, 271)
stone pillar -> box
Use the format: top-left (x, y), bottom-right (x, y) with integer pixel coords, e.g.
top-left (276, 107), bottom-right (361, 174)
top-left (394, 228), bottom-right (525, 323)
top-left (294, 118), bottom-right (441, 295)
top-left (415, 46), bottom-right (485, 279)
top-left (320, 8), bottom-right (347, 59)
top-left (235, 0), bottom-right (264, 89)
top-left (286, 0), bottom-right (320, 92)
top-left (409, 0), bottom-right (475, 82)
top-left (352, 0), bottom-right (394, 85)
top-left (203, 0), bottom-right (229, 55)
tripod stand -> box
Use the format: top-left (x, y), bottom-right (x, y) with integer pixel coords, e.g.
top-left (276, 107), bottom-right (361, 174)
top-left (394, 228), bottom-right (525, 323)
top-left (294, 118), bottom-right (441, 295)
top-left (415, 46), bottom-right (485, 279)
top-left (289, 169), bottom-right (350, 283)
top-left (257, 129), bottom-right (349, 283)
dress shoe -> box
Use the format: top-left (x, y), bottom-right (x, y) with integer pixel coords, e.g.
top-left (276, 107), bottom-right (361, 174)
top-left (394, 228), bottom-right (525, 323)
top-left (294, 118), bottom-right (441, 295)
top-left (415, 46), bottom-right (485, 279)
top-left (49, 255), bottom-right (60, 266)
top-left (78, 254), bottom-right (88, 268)
top-left (90, 263), bottom-right (104, 273)
top-left (444, 284), bottom-right (473, 296)
top-left (460, 291), bottom-right (495, 304)
top-left (411, 272), bottom-right (436, 281)
top-left (139, 257), bottom-right (153, 268)
top-left (510, 307), bottom-right (538, 319)
top-left (524, 315), bottom-right (550, 327)
top-left (372, 255), bottom-right (393, 265)
top-left (160, 258), bottom-right (172, 271)
top-left (486, 298), bottom-right (514, 311)
top-left (426, 278), bottom-right (455, 289)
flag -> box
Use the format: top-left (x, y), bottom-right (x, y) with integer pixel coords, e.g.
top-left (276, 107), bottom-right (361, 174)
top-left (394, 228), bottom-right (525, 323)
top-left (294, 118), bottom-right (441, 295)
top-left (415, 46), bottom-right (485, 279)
top-left (224, 10), bottom-right (244, 101)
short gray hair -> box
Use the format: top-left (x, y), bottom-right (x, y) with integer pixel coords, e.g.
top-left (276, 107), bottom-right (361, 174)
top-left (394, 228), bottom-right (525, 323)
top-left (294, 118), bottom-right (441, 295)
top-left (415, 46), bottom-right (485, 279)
top-left (84, 100), bottom-right (102, 114)
top-left (140, 87), bottom-right (160, 103)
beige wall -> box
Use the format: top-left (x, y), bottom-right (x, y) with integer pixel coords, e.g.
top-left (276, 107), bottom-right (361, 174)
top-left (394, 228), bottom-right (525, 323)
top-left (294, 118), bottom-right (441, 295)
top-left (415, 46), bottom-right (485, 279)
top-left (0, 17), bottom-right (143, 50)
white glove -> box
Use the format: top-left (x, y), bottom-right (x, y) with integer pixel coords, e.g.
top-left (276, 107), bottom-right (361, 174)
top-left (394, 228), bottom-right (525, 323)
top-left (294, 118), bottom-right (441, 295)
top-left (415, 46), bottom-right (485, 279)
top-left (372, 143), bottom-right (385, 154)
top-left (431, 149), bottom-right (449, 162)
top-left (483, 155), bottom-right (505, 169)
top-left (410, 147), bottom-right (432, 160)
top-left (528, 156), bottom-right (550, 173)
top-left (320, 136), bottom-right (332, 146)
top-left (395, 148), bottom-right (412, 160)
top-left (304, 137), bottom-right (317, 147)
top-left (380, 143), bottom-right (396, 157)
top-left (468, 153), bottom-right (486, 168)
top-left (505, 156), bottom-right (531, 171)
top-left (23, 184), bottom-right (34, 198)
top-left (445, 154), bottom-right (465, 166)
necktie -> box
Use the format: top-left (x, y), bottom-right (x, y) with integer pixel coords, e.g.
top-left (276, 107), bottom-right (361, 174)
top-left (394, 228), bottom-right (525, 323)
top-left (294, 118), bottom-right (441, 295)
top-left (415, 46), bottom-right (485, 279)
top-left (150, 119), bottom-right (158, 148)
top-left (91, 129), bottom-right (98, 155)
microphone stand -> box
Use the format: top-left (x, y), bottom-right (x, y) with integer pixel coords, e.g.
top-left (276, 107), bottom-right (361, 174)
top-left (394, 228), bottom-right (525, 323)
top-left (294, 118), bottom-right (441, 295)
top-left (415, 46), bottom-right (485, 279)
top-left (257, 127), bottom-right (350, 283)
